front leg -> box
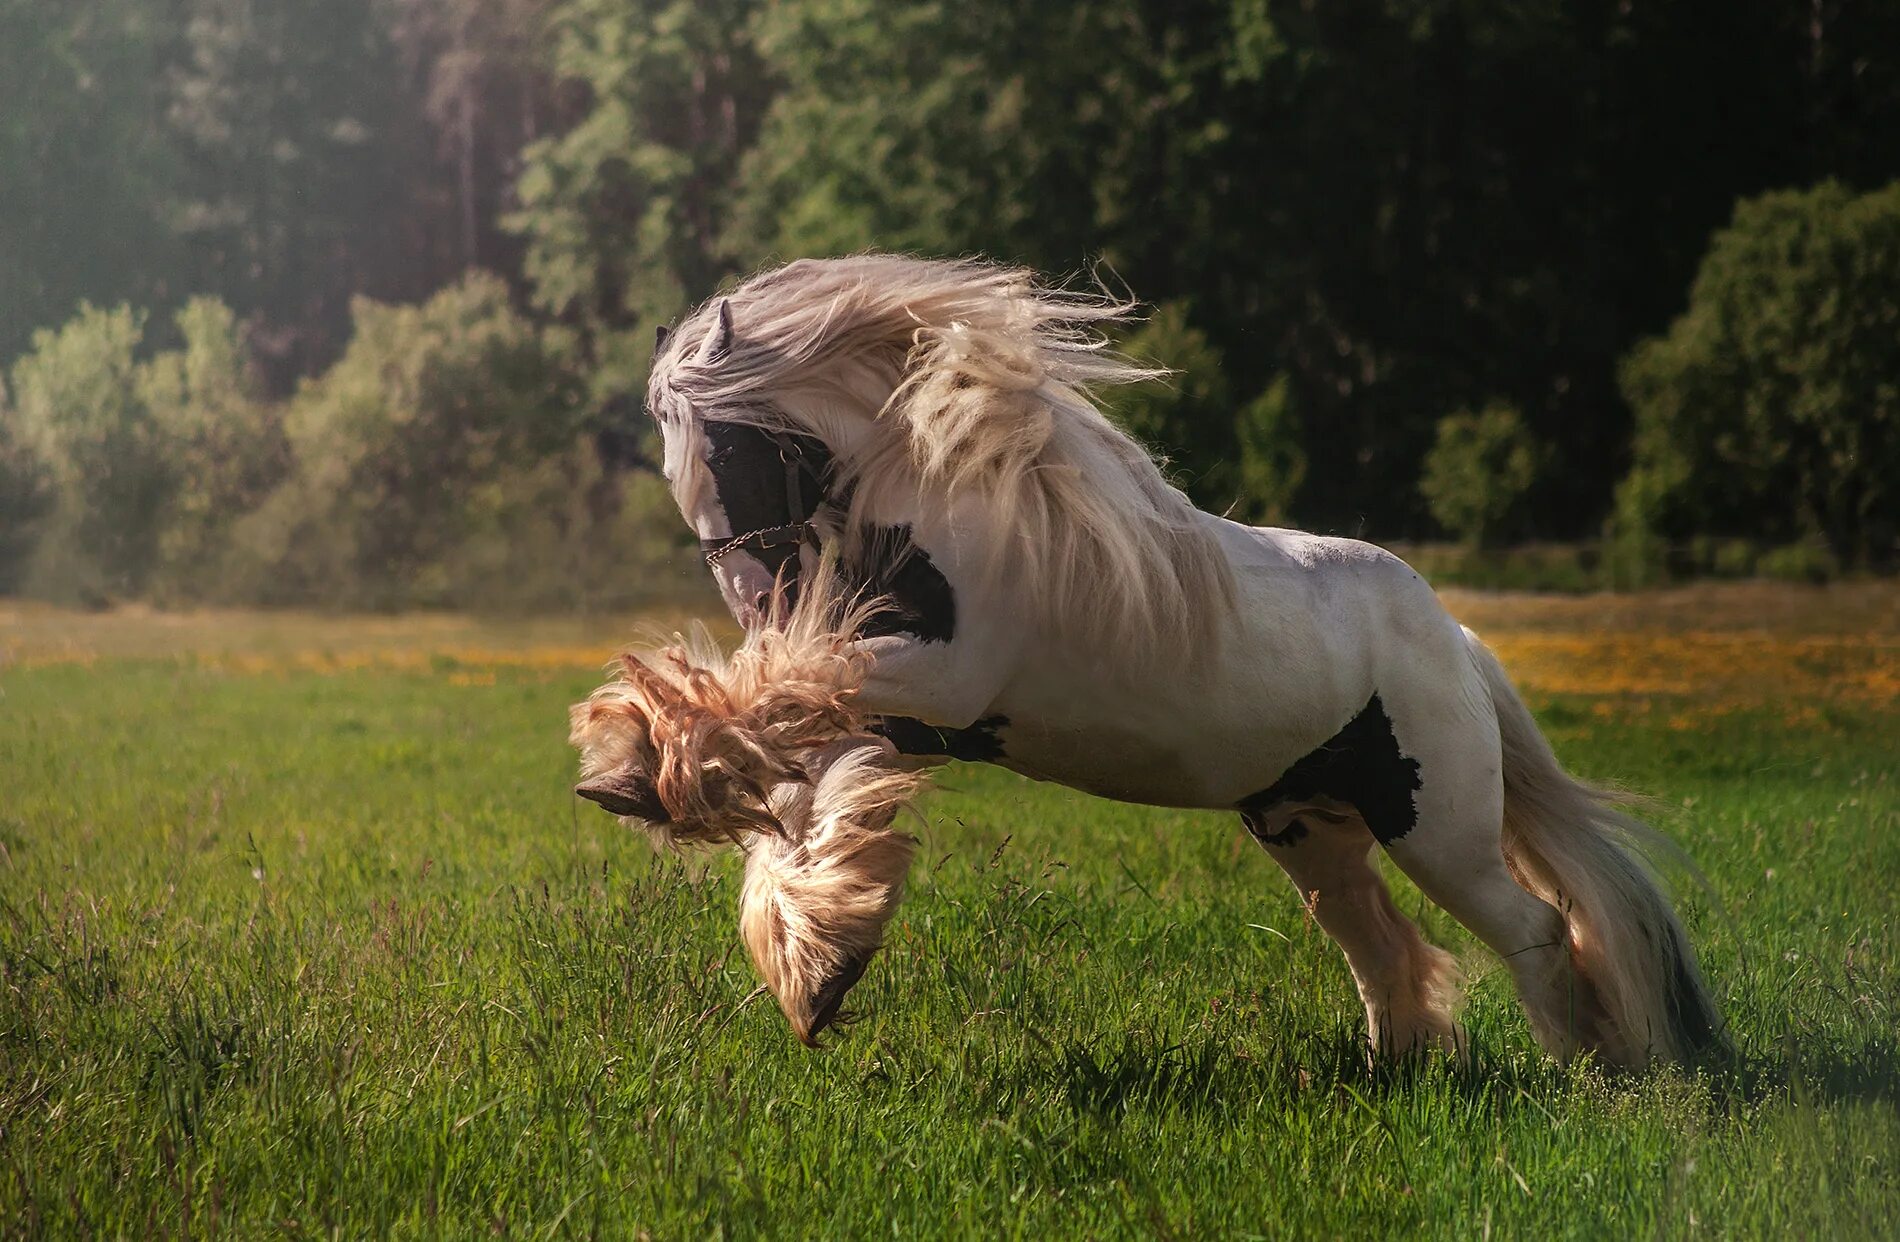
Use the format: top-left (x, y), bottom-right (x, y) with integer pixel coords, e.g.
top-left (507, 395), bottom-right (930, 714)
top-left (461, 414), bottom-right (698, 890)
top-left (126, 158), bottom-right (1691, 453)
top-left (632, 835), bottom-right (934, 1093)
top-left (741, 736), bottom-right (923, 1044)
top-left (852, 633), bottom-right (1014, 728)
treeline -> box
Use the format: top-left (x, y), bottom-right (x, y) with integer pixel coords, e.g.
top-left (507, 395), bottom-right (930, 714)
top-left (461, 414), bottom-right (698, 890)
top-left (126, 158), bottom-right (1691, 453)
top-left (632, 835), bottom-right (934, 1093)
top-left (3, 0), bottom-right (1897, 608)
top-left (1, 0), bottom-right (555, 389)
top-left (0, 279), bottom-right (686, 609)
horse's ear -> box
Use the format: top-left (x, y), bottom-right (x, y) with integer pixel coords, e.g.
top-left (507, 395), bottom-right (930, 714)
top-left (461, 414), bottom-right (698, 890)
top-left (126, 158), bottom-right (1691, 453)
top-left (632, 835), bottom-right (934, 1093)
top-left (694, 298), bottom-right (734, 366)
top-left (653, 323), bottom-right (672, 355)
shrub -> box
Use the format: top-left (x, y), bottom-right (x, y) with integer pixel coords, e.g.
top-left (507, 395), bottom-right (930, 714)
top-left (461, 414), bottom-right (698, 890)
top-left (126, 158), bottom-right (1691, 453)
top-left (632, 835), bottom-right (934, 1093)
top-left (5, 304), bottom-right (171, 602)
top-left (436, 452), bottom-right (702, 613)
top-left (1757, 539), bottom-right (1840, 585)
top-left (1616, 180), bottom-right (1900, 569)
top-left (1419, 403), bottom-right (1540, 548)
top-left (138, 299), bottom-right (290, 602)
top-left (0, 278), bottom-right (695, 612)
top-left (228, 275), bottom-right (571, 606)
top-left (0, 381), bottom-right (54, 593)
top-left (222, 273), bottom-right (695, 610)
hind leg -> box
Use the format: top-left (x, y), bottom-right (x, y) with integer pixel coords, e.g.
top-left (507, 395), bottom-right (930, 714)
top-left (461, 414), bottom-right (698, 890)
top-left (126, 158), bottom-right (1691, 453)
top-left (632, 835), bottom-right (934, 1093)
top-left (1378, 714), bottom-right (1618, 1061)
top-left (1245, 813), bottom-right (1462, 1057)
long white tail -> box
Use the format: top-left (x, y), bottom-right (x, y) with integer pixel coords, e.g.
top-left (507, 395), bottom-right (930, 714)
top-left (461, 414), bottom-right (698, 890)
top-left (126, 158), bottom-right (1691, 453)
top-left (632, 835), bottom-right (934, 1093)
top-left (1467, 629), bottom-right (1724, 1065)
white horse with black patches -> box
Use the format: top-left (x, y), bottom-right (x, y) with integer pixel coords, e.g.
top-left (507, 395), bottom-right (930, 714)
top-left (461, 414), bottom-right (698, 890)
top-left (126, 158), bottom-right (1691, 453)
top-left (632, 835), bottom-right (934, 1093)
top-left (578, 254), bottom-right (1723, 1066)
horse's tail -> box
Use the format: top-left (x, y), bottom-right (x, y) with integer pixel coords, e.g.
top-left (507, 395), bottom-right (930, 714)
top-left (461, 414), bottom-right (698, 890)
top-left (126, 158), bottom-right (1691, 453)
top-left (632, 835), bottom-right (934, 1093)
top-left (1466, 628), bottom-right (1725, 1065)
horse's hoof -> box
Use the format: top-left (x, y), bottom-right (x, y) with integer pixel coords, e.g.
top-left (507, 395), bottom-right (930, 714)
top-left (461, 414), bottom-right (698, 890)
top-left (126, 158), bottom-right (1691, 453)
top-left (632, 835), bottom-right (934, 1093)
top-left (794, 953), bottom-right (872, 1045)
top-left (573, 769), bottom-right (670, 822)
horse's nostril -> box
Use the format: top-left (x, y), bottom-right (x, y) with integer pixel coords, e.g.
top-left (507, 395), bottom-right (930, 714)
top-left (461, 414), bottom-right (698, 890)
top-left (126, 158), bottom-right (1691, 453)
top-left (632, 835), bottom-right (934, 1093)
top-left (752, 591), bottom-right (770, 614)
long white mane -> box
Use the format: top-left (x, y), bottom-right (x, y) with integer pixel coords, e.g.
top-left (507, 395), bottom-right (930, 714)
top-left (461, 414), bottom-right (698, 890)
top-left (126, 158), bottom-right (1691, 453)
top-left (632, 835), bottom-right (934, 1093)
top-left (647, 254), bottom-right (1235, 663)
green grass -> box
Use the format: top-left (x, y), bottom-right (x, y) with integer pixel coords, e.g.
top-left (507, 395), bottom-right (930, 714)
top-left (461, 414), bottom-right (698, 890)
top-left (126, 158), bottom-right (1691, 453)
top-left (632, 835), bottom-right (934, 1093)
top-left (1, 639), bottom-right (1896, 1237)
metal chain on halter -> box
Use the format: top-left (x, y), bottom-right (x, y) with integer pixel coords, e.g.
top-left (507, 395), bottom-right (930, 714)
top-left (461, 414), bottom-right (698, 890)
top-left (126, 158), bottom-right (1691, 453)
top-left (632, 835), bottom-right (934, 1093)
top-left (702, 523), bottom-right (811, 567)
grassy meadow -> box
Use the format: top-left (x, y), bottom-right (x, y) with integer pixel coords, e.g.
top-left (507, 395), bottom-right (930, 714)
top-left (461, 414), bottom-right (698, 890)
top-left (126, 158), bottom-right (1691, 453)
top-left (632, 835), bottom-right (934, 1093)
top-left (1, 583), bottom-right (1895, 1238)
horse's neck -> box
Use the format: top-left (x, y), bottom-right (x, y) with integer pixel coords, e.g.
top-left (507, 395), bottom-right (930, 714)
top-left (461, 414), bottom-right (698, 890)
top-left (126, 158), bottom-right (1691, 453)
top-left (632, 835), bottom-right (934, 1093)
top-left (773, 373), bottom-right (894, 464)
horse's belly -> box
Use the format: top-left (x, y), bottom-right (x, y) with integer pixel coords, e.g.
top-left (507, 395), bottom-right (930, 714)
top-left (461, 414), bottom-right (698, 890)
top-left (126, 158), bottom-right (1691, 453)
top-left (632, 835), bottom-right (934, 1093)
top-left (982, 695), bottom-right (1332, 809)
top-left (945, 525), bottom-right (1463, 810)
top-left (988, 720), bottom-right (1220, 806)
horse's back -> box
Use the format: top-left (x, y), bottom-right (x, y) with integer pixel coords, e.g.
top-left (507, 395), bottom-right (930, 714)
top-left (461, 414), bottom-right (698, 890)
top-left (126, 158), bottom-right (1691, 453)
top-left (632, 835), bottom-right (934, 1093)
top-left (1217, 523), bottom-right (1463, 661)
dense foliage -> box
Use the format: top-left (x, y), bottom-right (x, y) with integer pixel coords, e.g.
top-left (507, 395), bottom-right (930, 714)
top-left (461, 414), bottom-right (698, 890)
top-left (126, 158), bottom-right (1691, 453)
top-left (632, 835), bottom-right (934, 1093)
top-left (3, 0), bottom-right (1897, 605)
top-left (1, 280), bottom-right (694, 610)
top-left (1616, 181), bottom-right (1900, 571)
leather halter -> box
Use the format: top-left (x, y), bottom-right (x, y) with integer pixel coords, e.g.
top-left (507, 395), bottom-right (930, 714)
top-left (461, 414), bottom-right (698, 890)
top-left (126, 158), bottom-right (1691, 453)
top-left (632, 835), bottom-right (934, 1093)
top-left (697, 429), bottom-right (830, 569)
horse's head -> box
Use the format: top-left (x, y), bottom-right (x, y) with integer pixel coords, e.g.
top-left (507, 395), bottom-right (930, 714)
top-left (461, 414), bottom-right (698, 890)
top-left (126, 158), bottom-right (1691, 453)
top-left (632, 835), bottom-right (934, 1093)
top-left (645, 255), bottom-right (1234, 665)
top-left (647, 299), bottom-right (860, 629)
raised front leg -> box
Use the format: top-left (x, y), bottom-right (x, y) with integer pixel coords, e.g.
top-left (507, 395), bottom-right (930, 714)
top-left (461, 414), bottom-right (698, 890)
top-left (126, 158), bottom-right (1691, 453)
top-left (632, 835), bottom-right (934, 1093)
top-left (739, 737), bottom-right (924, 1044)
top-left (851, 633), bottom-right (1015, 729)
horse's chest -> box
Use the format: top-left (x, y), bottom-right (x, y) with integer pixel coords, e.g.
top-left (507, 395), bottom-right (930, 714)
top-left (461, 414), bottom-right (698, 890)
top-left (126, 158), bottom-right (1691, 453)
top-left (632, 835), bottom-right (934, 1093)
top-left (842, 523), bottom-right (956, 643)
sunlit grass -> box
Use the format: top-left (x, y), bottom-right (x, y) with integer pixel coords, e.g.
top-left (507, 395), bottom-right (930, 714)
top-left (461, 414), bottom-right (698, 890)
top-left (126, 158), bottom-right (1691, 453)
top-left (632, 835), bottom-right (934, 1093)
top-left (0, 583), bottom-right (1894, 1236)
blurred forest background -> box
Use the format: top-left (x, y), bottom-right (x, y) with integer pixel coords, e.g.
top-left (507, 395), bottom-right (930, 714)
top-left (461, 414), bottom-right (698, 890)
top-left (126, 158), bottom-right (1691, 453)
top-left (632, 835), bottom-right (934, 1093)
top-left (2, 0), bottom-right (1896, 611)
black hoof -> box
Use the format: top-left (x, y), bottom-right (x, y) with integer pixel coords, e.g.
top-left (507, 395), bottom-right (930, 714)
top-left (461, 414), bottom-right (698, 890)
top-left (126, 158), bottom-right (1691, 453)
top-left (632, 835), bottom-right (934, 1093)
top-left (802, 953), bottom-right (873, 1044)
top-left (573, 772), bottom-right (670, 822)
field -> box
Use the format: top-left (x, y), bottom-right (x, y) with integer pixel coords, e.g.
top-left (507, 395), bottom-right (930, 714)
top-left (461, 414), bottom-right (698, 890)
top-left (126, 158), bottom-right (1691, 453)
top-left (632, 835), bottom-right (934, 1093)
top-left (2, 583), bottom-right (1896, 1238)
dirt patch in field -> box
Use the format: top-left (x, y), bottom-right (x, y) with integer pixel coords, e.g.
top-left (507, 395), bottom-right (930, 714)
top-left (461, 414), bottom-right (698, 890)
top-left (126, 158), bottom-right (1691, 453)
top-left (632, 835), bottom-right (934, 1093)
top-left (2, 582), bottom-right (1894, 709)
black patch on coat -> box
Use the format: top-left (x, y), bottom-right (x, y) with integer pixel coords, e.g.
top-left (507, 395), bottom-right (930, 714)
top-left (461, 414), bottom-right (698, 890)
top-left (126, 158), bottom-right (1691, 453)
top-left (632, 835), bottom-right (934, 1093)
top-left (702, 421), bottom-right (832, 534)
top-left (872, 715), bottom-right (1008, 762)
top-left (1236, 694), bottom-right (1422, 846)
top-left (697, 421), bottom-right (956, 644)
top-left (842, 523), bottom-right (956, 644)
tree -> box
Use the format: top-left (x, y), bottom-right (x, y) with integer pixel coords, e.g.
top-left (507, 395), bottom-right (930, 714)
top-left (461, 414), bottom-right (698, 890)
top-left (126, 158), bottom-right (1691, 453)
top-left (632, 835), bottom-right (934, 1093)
top-left (1420, 404), bottom-right (1540, 548)
top-left (732, 2), bottom-right (1164, 268)
top-left (507, 0), bottom-right (771, 416)
top-left (0, 0), bottom-right (186, 364)
top-left (380, 0), bottom-right (557, 274)
top-left (164, 0), bottom-right (435, 386)
top-left (6, 304), bottom-right (177, 600)
top-left (1615, 180), bottom-right (1900, 568)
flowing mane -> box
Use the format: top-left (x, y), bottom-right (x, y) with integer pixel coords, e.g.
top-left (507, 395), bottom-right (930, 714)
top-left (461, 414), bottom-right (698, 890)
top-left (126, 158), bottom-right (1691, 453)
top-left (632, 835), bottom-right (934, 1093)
top-left (647, 254), bottom-right (1236, 663)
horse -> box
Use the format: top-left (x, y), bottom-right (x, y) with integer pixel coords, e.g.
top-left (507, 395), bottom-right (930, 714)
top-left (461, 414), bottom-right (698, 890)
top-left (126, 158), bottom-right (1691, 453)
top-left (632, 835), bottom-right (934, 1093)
top-left (577, 253), bottom-right (1724, 1066)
